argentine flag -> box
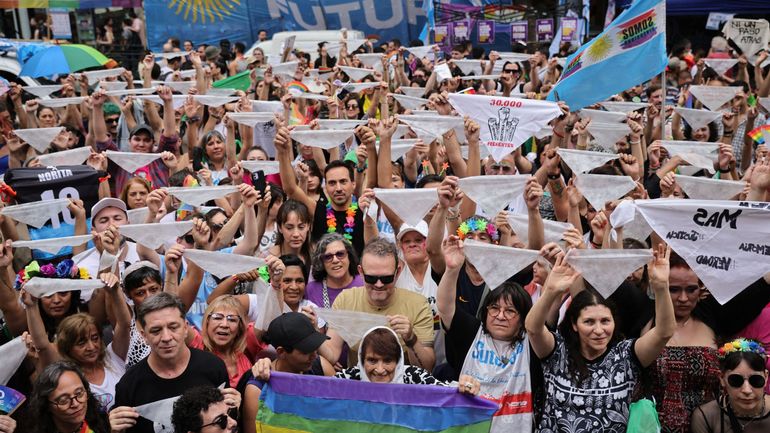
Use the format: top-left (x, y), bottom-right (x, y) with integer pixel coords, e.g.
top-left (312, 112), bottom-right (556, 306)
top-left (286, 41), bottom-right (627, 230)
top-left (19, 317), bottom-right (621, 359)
top-left (547, 0), bottom-right (667, 110)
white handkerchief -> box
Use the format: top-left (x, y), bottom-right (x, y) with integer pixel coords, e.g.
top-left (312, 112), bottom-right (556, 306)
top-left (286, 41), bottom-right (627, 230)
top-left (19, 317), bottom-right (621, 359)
top-left (13, 127), bottom-right (65, 152)
top-left (565, 248), bottom-right (652, 298)
top-left (344, 82), bottom-right (381, 93)
top-left (290, 129), bottom-right (355, 150)
top-left (356, 53), bottom-right (384, 68)
top-left (689, 85), bottom-right (740, 111)
top-left (82, 67), bottom-right (126, 83)
top-left (37, 97), bottom-right (87, 108)
top-left (383, 139), bottom-right (421, 161)
top-left (105, 150), bottom-right (161, 173)
top-left (1, 198), bottom-right (70, 228)
top-left (272, 61), bottom-right (299, 77)
top-left (24, 277), bottom-right (104, 298)
top-left (458, 175), bottom-right (529, 215)
top-left (22, 84), bottom-right (62, 98)
top-left (179, 69), bottom-right (197, 79)
top-left (534, 127), bottom-right (553, 139)
top-left (97, 81), bottom-right (127, 91)
top-left (240, 160), bottom-right (280, 175)
top-left (452, 59), bottom-right (483, 75)
top-left (118, 221), bottom-right (194, 250)
top-left (338, 66), bottom-right (374, 82)
top-left (674, 107), bottom-right (723, 130)
top-left (135, 95), bottom-right (186, 110)
top-left (557, 148), bottom-right (619, 174)
top-left (674, 175), bottom-right (746, 200)
top-left (448, 93), bottom-right (561, 162)
top-left (398, 114), bottom-right (463, 140)
top-left (306, 69), bottom-right (334, 80)
top-left (410, 110), bottom-right (439, 116)
top-left (373, 188), bottom-right (438, 226)
top-left (105, 87), bottom-right (157, 97)
top-left (163, 80), bottom-right (195, 93)
top-left (155, 51), bottom-right (190, 60)
top-left (462, 239), bottom-right (540, 289)
top-left (394, 124), bottom-right (410, 139)
top-left (587, 122), bottom-right (630, 151)
top-left (497, 52), bottom-right (531, 63)
top-left (704, 59), bottom-right (739, 76)
top-left (227, 112), bottom-right (276, 127)
top-left (316, 119), bottom-right (366, 130)
top-left (193, 95), bottom-right (239, 107)
top-left (166, 185), bottom-right (240, 206)
top-left (575, 174), bottom-right (636, 211)
top-left (435, 63), bottom-right (452, 82)
top-left (292, 92), bottom-right (328, 101)
top-left (302, 78), bottom-right (327, 94)
top-left (410, 126), bottom-right (439, 145)
top-left (460, 144), bottom-right (491, 160)
top-left (0, 337), bottom-right (28, 385)
top-left (135, 394), bottom-right (178, 433)
top-left (36, 147), bottom-right (91, 167)
top-left (315, 308), bottom-right (387, 347)
top-left (598, 101), bottom-right (649, 113)
top-left (399, 87), bottom-right (427, 98)
top-left (405, 45), bottom-right (438, 58)
top-left (341, 39), bottom-right (367, 52)
top-left (183, 249), bottom-right (266, 278)
top-left (507, 214), bottom-right (573, 246)
top-left (390, 93), bottom-right (429, 110)
top-left (12, 235), bottom-right (92, 254)
top-left (758, 97), bottom-right (770, 112)
top-left (252, 100), bottom-right (283, 113)
top-left (127, 207), bottom-right (150, 225)
top-left (659, 140), bottom-right (719, 171)
top-left (250, 278), bottom-right (282, 331)
top-left (579, 109), bottom-right (627, 123)
top-left (458, 74), bottom-right (501, 81)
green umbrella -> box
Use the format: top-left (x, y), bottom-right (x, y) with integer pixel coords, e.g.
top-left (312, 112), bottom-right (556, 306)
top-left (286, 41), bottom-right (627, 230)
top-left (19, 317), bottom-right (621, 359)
top-left (212, 70), bottom-right (251, 91)
top-left (20, 44), bottom-right (110, 78)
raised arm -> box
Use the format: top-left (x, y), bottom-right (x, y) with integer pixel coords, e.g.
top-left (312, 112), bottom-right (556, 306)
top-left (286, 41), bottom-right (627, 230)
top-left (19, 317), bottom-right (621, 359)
top-left (524, 178), bottom-right (545, 250)
top-left (100, 272), bottom-right (131, 360)
top-left (427, 176), bottom-right (461, 274)
top-left (0, 241), bottom-right (26, 336)
top-left (635, 244), bottom-right (675, 367)
top-left (274, 121), bottom-right (318, 215)
top-left (21, 290), bottom-right (60, 367)
top-left (232, 184), bottom-right (261, 256)
top-left (436, 235), bottom-right (466, 330)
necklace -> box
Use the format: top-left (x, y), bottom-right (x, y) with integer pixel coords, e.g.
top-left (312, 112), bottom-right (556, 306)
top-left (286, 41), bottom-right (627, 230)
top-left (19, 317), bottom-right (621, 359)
top-left (321, 279), bottom-right (331, 308)
top-left (326, 197), bottom-right (358, 242)
top-left (490, 338), bottom-right (513, 367)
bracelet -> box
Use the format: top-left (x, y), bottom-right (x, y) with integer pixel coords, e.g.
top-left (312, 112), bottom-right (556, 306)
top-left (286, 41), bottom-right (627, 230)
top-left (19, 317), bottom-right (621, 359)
top-left (717, 167), bottom-right (731, 173)
top-left (356, 165), bottom-right (366, 173)
top-left (629, 140), bottom-right (641, 144)
top-left (187, 115), bottom-right (201, 123)
top-left (553, 130), bottom-right (564, 138)
top-left (446, 214), bottom-right (460, 221)
top-left (405, 333), bottom-right (418, 347)
top-left (590, 240), bottom-right (602, 248)
top-left (231, 274), bottom-right (240, 283)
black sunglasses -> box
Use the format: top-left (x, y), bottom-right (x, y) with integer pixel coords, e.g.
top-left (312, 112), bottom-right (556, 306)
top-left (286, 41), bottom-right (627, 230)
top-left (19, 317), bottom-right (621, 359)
top-left (183, 234), bottom-right (195, 244)
top-left (322, 250), bottom-right (347, 263)
top-left (727, 374), bottom-right (766, 389)
top-left (198, 412), bottom-right (232, 431)
top-left (363, 273), bottom-right (396, 285)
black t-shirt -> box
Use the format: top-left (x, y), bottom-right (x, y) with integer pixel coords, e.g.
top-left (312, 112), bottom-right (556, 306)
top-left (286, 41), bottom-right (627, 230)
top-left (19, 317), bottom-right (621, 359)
top-left (113, 349), bottom-right (229, 433)
top-left (311, 196), bottom-right (365, 257)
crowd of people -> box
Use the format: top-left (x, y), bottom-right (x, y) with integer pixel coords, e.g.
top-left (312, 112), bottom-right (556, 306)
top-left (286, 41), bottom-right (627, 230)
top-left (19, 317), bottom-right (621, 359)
top-left (0, 27), bottom-right (768, 433)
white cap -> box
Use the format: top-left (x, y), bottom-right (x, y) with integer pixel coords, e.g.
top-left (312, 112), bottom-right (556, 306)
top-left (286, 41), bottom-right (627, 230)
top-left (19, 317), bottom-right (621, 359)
top-left (396, 221), bottom-right (429, 241)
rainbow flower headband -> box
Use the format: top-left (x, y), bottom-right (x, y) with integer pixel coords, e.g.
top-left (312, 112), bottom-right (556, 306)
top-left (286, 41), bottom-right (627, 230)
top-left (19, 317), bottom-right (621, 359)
top-left (456, 217), bottom-right (498, 241)
top-left (15, 260), bottom-right (91, 290)
top-left (718, 338), bottom-right (767, 359)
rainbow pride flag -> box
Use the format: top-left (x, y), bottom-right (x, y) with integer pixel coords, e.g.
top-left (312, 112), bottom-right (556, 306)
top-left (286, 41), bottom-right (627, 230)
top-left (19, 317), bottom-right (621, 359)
top-left (0, 0), bottom-right (139, 7)
top-left (748, 124), bottom-right (770, 144)
top-left (256, 372), bottom-right (497, 433)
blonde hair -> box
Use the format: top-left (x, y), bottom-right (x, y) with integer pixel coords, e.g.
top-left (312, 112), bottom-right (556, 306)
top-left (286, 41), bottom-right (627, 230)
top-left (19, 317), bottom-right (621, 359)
top-left (56, 313), bottom-right (106, 367)
top-left (201, 295), bottom-right (247, 356)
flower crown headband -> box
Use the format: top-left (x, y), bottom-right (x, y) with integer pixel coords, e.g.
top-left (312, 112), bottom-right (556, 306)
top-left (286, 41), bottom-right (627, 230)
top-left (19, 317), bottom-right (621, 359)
top-left (456, 217), bottom-right (498, 241)
top-left (15, 260), bottom-right (91, 290)
top-left (718, 338), bottom-right (767, 359)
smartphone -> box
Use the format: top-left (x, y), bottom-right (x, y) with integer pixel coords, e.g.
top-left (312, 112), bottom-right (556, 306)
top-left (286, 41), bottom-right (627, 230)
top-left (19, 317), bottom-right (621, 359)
top-left (252, 170), bottom-right (266, 194)
top-left (192, 147), bottom-right (205, 171)
top-left (336, 87), bottom-right (350, 101)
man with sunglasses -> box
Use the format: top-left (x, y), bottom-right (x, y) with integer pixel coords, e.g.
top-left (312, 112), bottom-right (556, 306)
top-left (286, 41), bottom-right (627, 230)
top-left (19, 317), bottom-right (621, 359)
top-left (171, 386), bottom-right (237, 433)
top-left (332, 238), bottom-right (435, 371)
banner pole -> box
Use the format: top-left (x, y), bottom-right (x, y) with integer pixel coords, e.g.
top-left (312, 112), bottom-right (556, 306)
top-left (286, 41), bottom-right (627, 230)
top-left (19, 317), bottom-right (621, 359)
top-left (659, 69), bottom-right (666, 141)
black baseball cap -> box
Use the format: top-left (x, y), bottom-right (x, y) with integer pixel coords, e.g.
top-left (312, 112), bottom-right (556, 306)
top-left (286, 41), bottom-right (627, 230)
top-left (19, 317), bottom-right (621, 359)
top-left (265, 312), bottom-right (329, 354)
top-left (130, 124), bottom-right (154, 139)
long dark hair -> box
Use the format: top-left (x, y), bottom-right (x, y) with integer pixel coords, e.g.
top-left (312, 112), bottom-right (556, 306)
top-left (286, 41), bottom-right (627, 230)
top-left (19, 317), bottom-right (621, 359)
top-left (40, 290), bottom-right (83, 342)
top-left (558, 290), bottom-right (621, 384)
top-left (274, 199), bottom-right (311, 263)
top-left (28, 361), bottom-right (110, 433)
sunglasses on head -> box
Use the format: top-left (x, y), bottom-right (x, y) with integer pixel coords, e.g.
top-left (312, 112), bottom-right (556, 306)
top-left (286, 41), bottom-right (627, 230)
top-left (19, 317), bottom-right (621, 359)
top-left (727, 374), bottom-right (766, 389)
top-left (363, 273), bottom-right (396, 285)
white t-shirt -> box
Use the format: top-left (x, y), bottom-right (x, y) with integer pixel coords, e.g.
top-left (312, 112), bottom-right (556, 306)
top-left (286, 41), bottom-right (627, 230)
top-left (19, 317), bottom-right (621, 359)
top-left (89, 343), bottom-right (126, 411)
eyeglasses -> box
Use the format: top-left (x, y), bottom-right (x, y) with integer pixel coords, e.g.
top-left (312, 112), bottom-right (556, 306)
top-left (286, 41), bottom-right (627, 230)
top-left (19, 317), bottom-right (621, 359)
top-left (322, 250), bottom-right (347, 263)
top-left (347, 104), bottom-right (359, 109)
top-left (727, 374), bottom-right (766, 389)
top-left (49, 388), bottom-right (87, 408)
top-left (487, 304), bottom-right (519, 319)
top-left (209, 313), bottom-right (241, 324)
top-left (198, 413), bottom-right (232, 431)
top-left (363, 273), bottom-right (396, 285)
top-left (502, 69), bottom-right (520, 74)
top-left (106, 117), bottom-right (120, 124)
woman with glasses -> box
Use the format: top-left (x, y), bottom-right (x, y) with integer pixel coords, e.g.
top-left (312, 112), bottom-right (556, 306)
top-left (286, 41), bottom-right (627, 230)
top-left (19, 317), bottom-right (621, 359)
top-left (344, 98), bottom-right (363, 120)
top-left (691, 339), bottom-right (770, 433)
top-left (305, 233), bottom-right (363, 308)
top-left (27, 361), bottom-right (110, 433)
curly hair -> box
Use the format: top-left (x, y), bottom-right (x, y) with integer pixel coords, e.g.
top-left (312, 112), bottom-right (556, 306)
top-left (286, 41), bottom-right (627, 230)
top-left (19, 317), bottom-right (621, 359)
top-left (171, 386), bottom-right (224, 433)
top-left (311, 233), bottom-right (359, 282)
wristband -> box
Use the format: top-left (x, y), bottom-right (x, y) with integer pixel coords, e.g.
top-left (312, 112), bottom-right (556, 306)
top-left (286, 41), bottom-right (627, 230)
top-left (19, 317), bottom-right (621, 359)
top-left (717, 167), bottom-right (731, 173)
top-left (405, 333), bottom-right (418, 347)
top-left (552, 130), bottom-right (564, 138)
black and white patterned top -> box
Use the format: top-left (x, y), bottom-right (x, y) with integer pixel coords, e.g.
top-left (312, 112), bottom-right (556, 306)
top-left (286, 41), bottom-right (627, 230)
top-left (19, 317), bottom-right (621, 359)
top-left (335, 365), bottom-right (450, 386)
top-left (537, 332), bottom-right (642, 433)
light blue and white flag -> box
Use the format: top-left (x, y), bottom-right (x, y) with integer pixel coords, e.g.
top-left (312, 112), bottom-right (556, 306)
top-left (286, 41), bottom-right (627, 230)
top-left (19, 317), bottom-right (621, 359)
top-left (547, 0), bottom-right (666, 110)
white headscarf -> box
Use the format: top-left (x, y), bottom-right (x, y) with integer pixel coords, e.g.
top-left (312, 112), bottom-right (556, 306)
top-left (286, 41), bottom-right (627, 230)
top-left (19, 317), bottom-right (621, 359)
top-left (356, 326), bottom-right (407, 384)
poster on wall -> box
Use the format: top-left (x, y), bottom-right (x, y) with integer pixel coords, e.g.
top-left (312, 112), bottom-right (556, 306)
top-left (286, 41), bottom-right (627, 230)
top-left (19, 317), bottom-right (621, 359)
top-left (50, 9), bottom-right (72, 39)
top-left (453, 20), bottom-right (470, 44)
top-left (561, 17), bottom-right (578, 42)
top-left (477, 20), bottom-right (495, 44)
top-left (536, 18), bottom-right (554, 42)
top-left (75, 11), bottom-right (95, 42)
top-left (435, 25), bottom-right (449, 44)
top-left (510, 21), bottom-right (528, 43)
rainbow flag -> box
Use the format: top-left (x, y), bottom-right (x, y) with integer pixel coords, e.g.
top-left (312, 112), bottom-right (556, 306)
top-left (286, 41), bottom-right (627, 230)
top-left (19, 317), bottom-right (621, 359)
top-left (0, 0), bottom-right (139, 7)
top-left (287, 81), bottom-right (309, 96)
top-left (748, 124), bottom-right (770, 144)
top-left (256, 372), bottom-right (497, 433)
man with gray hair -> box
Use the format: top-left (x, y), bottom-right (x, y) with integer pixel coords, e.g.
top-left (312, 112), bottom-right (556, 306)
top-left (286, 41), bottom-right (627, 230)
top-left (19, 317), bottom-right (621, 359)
top-left (332, 238), bottom-right (435, 371)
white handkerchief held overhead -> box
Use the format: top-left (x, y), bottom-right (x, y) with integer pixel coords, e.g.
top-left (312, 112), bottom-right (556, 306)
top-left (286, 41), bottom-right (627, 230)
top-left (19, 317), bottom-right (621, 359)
top-left (586, 122), bottom-right (630, 151)
top-left (179, 69), bottom-right (196, 79)
top-left (135, 394), bottom-right (179, 433)
top-left (462, 239), bottom-right (540, 290)
top-left (82, 67), bottom-right (126, 83)
top-left (183, 249), bottom-right (266, 279)
top-left (163, 81), bottom-right (195, 93)
top-left (12, 235), bottom-right (93, 255)
top-left (239, 160), bottom-right (280, 175)
top-left (674, 175), bottom-right (746, 200)
top-left (127, 207), bottom-right (150, 225)
top-left (578, 109), bottom-right (627, 123)
top-left (635, 199), bottom-right (770, 304)
top-left (565, 249), bottom-right (652, 298)
top-left (405, 45), bottom-right (438, 59)
top-left (758, 97), bottom-right (770, 112)
top-left (37, 97), bottom-right (87, 108)
top-left (292, 92), bottom-right (328, 101)
top-left (373, 188), bottom-right (438, 227)
top-left (397, 114), bottom-right (463, 140)
top-left (135, 95), bottom-right (186, 110)
top-left (13, 127), bottom-right (65, 152)
top-left (118, 222), bottom-right (194, 250)
top-left (452, 59), bottom-right (483, 75)
top-left (271, 61), bottom-right (299, 77)
top-left (193, 95), bottom-right (239, 107)
top-left (460, 144), bottom-right (491, 160)
top-left (497, 52), bottom-right (531, 63)
top-left (704, 59), bottom-right (739, 76)
top-left (507, 214), bottom-right (573, 246)
top-left (1, 198), bottom-right (70, 228)
top-left (0, 337), bottom-right (28, 385)
top-left (36, 147), bottom-right (92, 167)
top-left (458, 175), bottom-right (529, 215)
top-left (355, 53), bottom-right (384, 68)
top-left (204, 88), bottom-right (235, 97)
top-left (386, 139), bottom-right (421, 161)
top-left (23, 277), bottom-right (105, 299)
top-left (226, 112), bottom-right (275, 127)
top-left (399, 87), bottom-right (427, 98)
top-left (316, 119), bottom-right (366, 130)
top-left (105, 151), bottom-right (161, 173)
top-left (688, 85), bottom-right (740, 111)
top-left (97, 81), bottom-right (127, 91)
top-left (575, 174), bottom-right (636, 211)
top-left (252, 100), bottom-right (283, 113)
top-left (315, 308), bottom-right (387, 347)
top-left (389, 94), bottom-right (429, 110)
top-left (22, 84), bottom-right (62, 98)
top-left (105, 87), bottom-right (157, 97)
top-left (165, 185), bottom-right (240, 206)
top-left (597, 101), bottom-right (649, 113)
top-left (609, 201), bottom-right (653, 243)
top-left (557, 148), bottom-right (619, 174)
top-left (290, 130), bottom-right (355, 150)
top-left (338, 66), bottom-right (373, 82)
top-left (448, 93), bottom-right (561, 163)
top-left (674, 107), bottom-right (723, 130)
top-left (659, 140), bottom-right (719, 171)
top-left (458, 75), bottom-right (501, 81)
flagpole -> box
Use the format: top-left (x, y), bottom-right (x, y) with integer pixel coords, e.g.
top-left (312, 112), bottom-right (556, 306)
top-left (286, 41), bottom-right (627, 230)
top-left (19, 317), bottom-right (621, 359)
top-left (659, 70), bottom-right (666, 141)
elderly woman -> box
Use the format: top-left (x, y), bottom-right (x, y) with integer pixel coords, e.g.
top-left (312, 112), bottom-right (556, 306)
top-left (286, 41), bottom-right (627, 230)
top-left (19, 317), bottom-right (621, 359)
top-left (305, 233), bottom-right (363, 308)
top-left (691, 339), bottom-right (770, 433)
